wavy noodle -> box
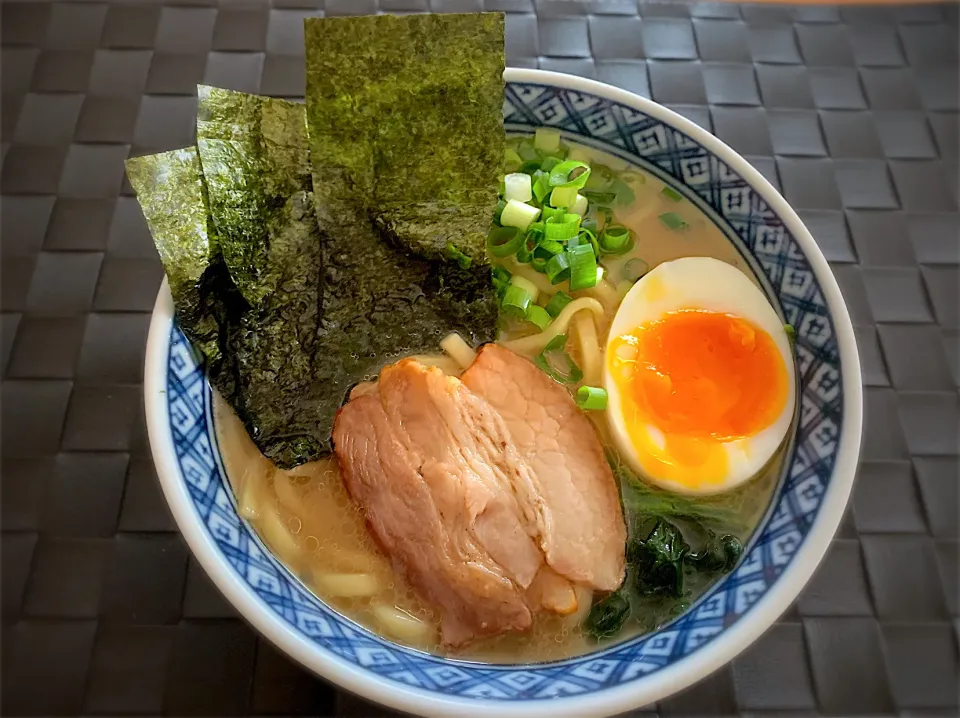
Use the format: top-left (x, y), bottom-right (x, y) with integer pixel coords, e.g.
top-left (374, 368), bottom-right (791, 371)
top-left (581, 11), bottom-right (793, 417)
top-left (439, 333), bottom-right (477, 370)
top-left (574, 312), bottom-right (602, 386)
top-left (312, 572), bottom-right (381, 598)
top-left (577, 278), bottom-right (619, 312)
top-left (372, 604), bottom-right (437, 643)
top-left (501, 297), bottom-right (605, 356)
top-left (502, 257), bottom-right (556, 296)
top-left (259, 500), bottom-right (302, 563)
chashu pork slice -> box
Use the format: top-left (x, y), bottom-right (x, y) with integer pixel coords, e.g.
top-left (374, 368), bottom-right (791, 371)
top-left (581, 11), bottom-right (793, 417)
top-left (333, 359), bottom-right (541, 647)
top-left (461, 343), bottom-right (627, 591)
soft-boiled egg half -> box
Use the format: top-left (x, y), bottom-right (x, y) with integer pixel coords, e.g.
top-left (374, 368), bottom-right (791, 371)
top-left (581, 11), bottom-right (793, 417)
top-left (604, 256), bottom-right (796, 495)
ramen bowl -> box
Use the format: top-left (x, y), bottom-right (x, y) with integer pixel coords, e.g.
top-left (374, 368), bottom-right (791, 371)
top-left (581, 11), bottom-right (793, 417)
top-left (144, 68), bottom-right (862, 718)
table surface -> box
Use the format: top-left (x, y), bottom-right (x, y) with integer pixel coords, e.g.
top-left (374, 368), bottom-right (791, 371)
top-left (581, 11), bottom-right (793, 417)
top-left (1, 1), bottom-right (958, 716)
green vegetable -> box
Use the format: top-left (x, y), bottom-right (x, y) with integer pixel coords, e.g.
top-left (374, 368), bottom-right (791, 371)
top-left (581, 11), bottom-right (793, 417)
top-left (659, 211), bottom-right (688, 230)
top-left (784, 323), bottom-right (796, 349)
top-left (544, 213), bottom-right (580, 241)
top-left (525, 304), bottom-right (552, 331)
top-left (545, 252), bottom-right (571, 284)
top-left (487, 226), bottom-right (523, 258)
top-left (539, 155), bottom-right (562, 173)
top-left (686, 533), bottom-right (743, 572)
top-left (504, 147), bottom-right (522, 172)
top-left (545, 291), bottom-right (573, 317)
top-left (578, 227), bottom-right (600, 257)
top-left (532, 172), bottom-right (552, 203)
top-left (493, 199), bottom-right (506, 223)
top-left (445, 241), bottom-right (472, 270)
top-left (549, 185), bottom-right (579, 209)
top-left (500, 199), bottom-right (541, 231)
top-left (501, 284), bottom-right (533, 317)
top-left (599, 224), bottom-right (632, 255)
top-left (548, 160), bottom-right (591, 189)
top-left (629, 519), bottom-right (690, 598)
top-left (582, 190), bottom-right (616, 206)
top-left (583, 591), bottom-right (630, 640)
top-left (535, 334), bottom-right (583, 384)
top-left (575, 386), bottom-right (608, 411)
top-left (622, 258), bottom-right (649, 282)
top-left (567, 243), bottom-right (598, 291)
top-left (661, 186), bottom-right (684, 202)
top-left (534, 127), bottom-right (561, 153)
top-left (492, 265), bottom-right (511, 297)
top-left (542, 205), bottom-right (567, 222)
top-left (536, 239), bottom-right (564, 257)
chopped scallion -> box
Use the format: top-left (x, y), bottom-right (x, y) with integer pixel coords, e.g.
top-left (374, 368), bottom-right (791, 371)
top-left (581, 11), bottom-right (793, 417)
top-left (510, 274), bottom-right (540, 305)
top-left (545, 213), bottom-right (581, 241)
top-left (784, 324), bottom-right (796, 349)
top-left (578, 227), bottom-right (600, 257)
top-left (493, 199), bottom-right (506, 223)
top-left (533, 172), bottom-right (552, 203)
top-left (486, 226), bottom-right (523, 258)
top-left (531, 256), bottom-right (548, 273)
top-left (501, 199), bottom-right (541, 232)
top-left (598, 224), bottom-right (633, 255)
top-left (549, 185), bottom-right (579, 209)
top-left (582, 190), bottom-right (616, 206)
top-left (548, 160), bottom-right (592, 189)
top-left (540, 155), bottom-right (562, 173)
top-left (537, 239), bottom-right (564, 257)
top-left (504, 172), bottom-right (533, 203)
top-left (545, 291), bottom-right (573, 318)
top-left (571, 192), bottom-right (589, 217)
top-left (659, 211), bottom-right (688, 230)
top-left (516, 231), bottom-right (540, 264)
top-left (444, 241), bottom-right (472, 270)
top-left (623, 258), bottom-right (649, 282)
top-left (545, 252), bottom-right (571, 285)
top-left (535, 334), bottom-right (583, 384)
top-left (504, 148), bottom-right (523, 172)
top-left (501, 284), bottom-right (532, 317)
top-left (534, 127), bottom-right (561, 153)
top-left (575, 385), bottom-right (608, 411)
top-left (542, 204), bottom-right (567, 222)
top-left (661, 186), bottom-right (684, 202)
top-left (567, 244), bottom-right (598, 291)
top-left (525, 304), bottom-right (552, 331)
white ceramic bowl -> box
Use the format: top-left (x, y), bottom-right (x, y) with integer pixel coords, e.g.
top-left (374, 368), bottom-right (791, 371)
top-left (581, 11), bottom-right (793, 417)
top-left (144, 69), bottom-right (862, 718)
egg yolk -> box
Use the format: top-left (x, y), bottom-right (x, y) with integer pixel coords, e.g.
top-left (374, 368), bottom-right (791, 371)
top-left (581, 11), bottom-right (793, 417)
top-left (609, 310), bottom-right (789, 487)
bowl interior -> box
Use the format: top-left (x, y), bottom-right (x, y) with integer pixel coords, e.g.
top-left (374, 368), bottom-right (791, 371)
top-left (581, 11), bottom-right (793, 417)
top-left (149, 70), bottom-right (860, 717)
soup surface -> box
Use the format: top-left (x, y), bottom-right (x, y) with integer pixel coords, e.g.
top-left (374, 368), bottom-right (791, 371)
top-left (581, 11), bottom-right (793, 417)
top-left (214, 142), bottom-right (785, 662)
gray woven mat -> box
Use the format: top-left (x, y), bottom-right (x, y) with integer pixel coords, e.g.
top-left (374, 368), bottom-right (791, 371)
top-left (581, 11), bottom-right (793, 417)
top-left (1, 1), bottom-right (957, 716)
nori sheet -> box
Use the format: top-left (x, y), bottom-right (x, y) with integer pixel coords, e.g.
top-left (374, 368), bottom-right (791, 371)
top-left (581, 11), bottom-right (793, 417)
top-left (304, 12), bottom-right (505, 264)
top-left (129, 13), bottom-right (504, 468)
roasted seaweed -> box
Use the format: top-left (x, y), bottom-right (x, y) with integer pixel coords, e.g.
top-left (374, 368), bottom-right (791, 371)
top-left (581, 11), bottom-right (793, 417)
top-left (127, 14), bottom-right (505, 468)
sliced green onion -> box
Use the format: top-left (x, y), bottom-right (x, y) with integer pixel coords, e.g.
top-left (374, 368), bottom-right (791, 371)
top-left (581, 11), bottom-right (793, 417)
top-left (525, 304), bottom-right (552, 331)
top-left (612, 178), bottom-right (636, 206)
top-left (492, 265), bottom-right (511, 284)
top-left (659, 211), bottom-right (688, 230)
top-left (540, 155), bottom-right (562, 173)
top-left (545, 213), bottom-right (581, 241)
top-left (501, 200), bottom-right (541, 232)
top-left (578, 227), bottom-right (600, 257)
top-left (504, 173), bottom-right (533, 203)
top-left (598, 225), bottom-right (633, 255)
top-left (510, 274), bottom-right (540, 305)
top-left (535, 334), bottom-right (583, 384)
top-left (545, 291), bottom-right (573, 318)
top-left (542, 204), bottom-right (567, 222)
top-left (567, 244), bottom-right (598, 291)
top-left (493, 199), bottom-right (506, 223)
top-left (582, 190), bottom-right (616, 206)
top-left (550, 185), bottom-right (579, 209)
top-left (533, 172), bottom-right (552, 203)
top-left (486, 226), bottom-right (523, 258)
top-left (575, 385), bottom-right (608, 411)
top-left (545, 252), bottom-right (571, 285)
top-left (517, 139), bottom-right (539, 162)
top-left (581, 217), bottom-right (598, 234)
top-left (516, 231), bottom-right (540, 264)
top-left (444, 241), bottom-right (472, 270)
top-left (505, 147), bottom-right (523, 172)
top-left (571, 192), bottom-right (589, 217)
top-left (623, 258), bottom-right (649, 282)
top-left (535, 127), bottom-right (561, 153)
top-left (501, 284), bottom-right (532, 317)
top-left (537, 239), bottom-right (564, 257)
top-left (531, 256), bottom-right (548, 273)
top-left (549, 160), bottom-right (592, 189)
top-left (784, 323), bottom-right (796, 349)
top-left (661, 186), bottom-right (683, 202)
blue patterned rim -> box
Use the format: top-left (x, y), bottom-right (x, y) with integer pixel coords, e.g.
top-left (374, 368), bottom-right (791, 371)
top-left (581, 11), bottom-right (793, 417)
top-left (146, 69), bottom-right (862, 718)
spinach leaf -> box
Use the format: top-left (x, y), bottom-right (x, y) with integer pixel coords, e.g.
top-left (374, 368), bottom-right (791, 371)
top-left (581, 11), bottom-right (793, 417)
top-left (583, 590), bottom-right (631, 640)
top-left (629, 519), bottom-right (690, 599)
top-left (686, 533), bottom-right (743, 572)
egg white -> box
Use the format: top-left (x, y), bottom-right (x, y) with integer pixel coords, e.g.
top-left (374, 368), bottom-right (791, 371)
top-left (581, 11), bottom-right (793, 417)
top-left (604, 256), bottom-right (797, 495)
